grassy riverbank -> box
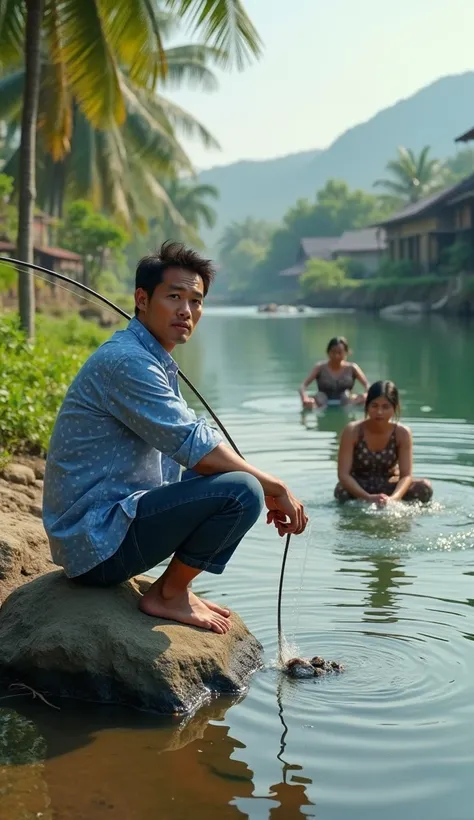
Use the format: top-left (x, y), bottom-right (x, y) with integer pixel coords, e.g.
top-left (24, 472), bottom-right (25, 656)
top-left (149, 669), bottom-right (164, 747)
top-left (299, 274), bottom-right (474, 314)
top-left (0, 314), bottom-right (120, 461)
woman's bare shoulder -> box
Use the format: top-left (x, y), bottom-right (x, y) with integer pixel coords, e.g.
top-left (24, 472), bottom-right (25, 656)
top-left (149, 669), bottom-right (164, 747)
top-left (311, 360), bottom-right (326, 372)
top-left (395, 423), bottom-right (412, 441)
top-left (342, 420), bottom-right (363, 440)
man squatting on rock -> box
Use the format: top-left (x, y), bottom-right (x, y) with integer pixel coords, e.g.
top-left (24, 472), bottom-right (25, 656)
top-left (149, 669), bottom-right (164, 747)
top-left (43, 242), bottom-right (308, 634)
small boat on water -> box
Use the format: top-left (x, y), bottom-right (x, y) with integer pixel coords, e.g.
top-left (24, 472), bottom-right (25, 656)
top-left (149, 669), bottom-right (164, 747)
top-left (257, 303), bottom-right (307, 314)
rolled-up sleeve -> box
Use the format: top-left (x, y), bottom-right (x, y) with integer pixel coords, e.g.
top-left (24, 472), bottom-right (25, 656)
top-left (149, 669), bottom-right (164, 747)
top-left (105, 354), bottom-right (222, 469)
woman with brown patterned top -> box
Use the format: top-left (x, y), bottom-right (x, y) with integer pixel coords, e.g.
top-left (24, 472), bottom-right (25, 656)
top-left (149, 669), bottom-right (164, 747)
top-left (335, 380), bottom-right (433, 505)
top-left (299, 337), bottom-right (369, 409)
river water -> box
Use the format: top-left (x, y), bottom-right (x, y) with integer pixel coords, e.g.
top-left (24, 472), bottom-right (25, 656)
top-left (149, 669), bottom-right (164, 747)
top-left (2, 307), bottom-right (474, 820)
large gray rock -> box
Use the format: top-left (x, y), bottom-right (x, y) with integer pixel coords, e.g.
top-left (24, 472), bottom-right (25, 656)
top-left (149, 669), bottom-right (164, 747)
top-left (0, 516), bottom-right (53, 605)
top-left (0, 572), bottom-right (263, 714)
top-left (379, 300), bottom-right (424, 316)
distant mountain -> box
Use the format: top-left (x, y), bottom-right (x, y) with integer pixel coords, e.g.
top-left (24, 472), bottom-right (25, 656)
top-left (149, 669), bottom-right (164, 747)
top-left (199, 72), bottom-right (474, 249)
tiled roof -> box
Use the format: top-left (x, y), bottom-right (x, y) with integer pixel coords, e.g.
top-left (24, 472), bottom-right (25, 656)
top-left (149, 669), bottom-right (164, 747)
top-left (376, 172), bottom-right (474, 227)
top-left (455, 127), bottom-right (474, 143)
top-left (334, 227), bottom-right (386, 253)
top-left (36, 246), bottom-right (83, 261)
top-left (300, 237), bottom-right (337, 260)
top-left (0, 244), bottom-right (83, 261)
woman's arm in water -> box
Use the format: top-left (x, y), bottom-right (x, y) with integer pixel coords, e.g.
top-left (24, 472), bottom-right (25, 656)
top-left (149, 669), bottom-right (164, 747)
top-left (299, 363), bottom-right (321, 407)
top-left (352, 363), bottom-right (369, 392)
top-left (389, 426), bottom-right (413, 501)
top-left (337, 424), bottom-right (372, 500)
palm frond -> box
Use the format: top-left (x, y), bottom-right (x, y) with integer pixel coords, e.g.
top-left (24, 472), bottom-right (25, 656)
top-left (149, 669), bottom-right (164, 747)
top-left (0, 0), bottom-right (26, 67)
top-left (121, 79), bottom-right (193, 170)
top-left (1, 142), bottom-right (19, 181)
top-left (56, 0), bottom-right (125, 127)
top-left (67, 107), bottom-right (96, 200)
top-left (97, 0), bottom-right (167, 88)
top-left (0, 70), bottom-right (23, 120)
top-left (192, 200), bottom-right (216, 228)
top-left (160, 44), bottom-right (221, 91)
top-left (95, 128), bottom-right (132, 224)
top-left (147, 92), bottom-right (220, 150)
top-left (187, 182), bottom-right (219, 199)
top-left (165, 0), bottom-right (262, 69)
top-left (373, 178), bottom-right (408, 194)
top-left (129, 160), bottom-right (187, 227)
top-left (42, 5), bottom-right (73, 161)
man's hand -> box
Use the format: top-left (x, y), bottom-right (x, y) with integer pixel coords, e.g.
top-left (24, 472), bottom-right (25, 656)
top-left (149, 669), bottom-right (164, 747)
top-left (265, 489), bottom-right (308, 536)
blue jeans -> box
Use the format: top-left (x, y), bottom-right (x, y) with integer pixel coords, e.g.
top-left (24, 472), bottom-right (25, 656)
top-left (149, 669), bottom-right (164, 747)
top-left (74, 471), bottom-right (264, 587)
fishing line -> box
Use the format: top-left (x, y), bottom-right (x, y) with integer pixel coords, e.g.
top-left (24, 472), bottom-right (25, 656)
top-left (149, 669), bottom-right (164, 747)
top-left (0, 255), bottom-right (291, 661)
top-left (3, 263), bottom-right (132, 322)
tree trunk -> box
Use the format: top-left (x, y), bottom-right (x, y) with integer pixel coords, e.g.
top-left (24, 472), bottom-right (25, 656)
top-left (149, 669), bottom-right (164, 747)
top-left (17, 0), bottom-right (45, 340)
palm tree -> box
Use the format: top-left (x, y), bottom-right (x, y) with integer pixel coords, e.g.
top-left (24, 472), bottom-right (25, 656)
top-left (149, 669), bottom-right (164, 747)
top-left (374, 146), bottom-right (444, 206)
top-left (160, 179), bottom-right (218, 245)
top-left (0, 45), bottom-right (222, 229)
top-left (17, 0), bottom-right (44, 339)
top-left (443, 149), bottom-right (474, 185)
top-left (218, 217), bottom-right (275, 260)
top-left (0, 0), bottom-right (261, 337)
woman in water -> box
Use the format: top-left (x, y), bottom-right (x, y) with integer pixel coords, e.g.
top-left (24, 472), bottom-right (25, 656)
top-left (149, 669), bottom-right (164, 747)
top-left (299, 336), bottom-right (369, 409)
top-left (334, 380), bottom-right (433, 504)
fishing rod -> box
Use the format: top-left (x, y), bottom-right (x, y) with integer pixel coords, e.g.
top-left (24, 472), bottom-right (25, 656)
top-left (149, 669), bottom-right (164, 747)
top-left (0, 255), bottom-right (291, 660)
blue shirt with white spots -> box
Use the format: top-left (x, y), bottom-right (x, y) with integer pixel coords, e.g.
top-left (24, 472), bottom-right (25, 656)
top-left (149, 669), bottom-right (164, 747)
top-left (42, 317), bottom-right (222, 577)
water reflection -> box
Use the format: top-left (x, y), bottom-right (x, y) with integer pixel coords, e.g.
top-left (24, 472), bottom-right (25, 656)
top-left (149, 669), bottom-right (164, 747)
top-left (0, 707), bottom-right (51, 820)
top-left (272, 682), bottom-right (316, 819)
top-left (2, 690), bottom-right (321, 820)
top-left (5, 697), bottom-right (257, 820)
top-left (336, 553), bottom-right (411, 621)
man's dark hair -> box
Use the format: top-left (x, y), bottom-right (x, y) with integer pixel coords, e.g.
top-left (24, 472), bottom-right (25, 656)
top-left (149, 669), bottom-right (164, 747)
top-left (135, 241), bottom-right (215, 315)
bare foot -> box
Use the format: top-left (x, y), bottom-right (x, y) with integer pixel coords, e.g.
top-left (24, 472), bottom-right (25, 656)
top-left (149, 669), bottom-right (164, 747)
top-left (139, 583), bottom-right (231, 634)
top-left (200, 597), bottom-right (231, 618)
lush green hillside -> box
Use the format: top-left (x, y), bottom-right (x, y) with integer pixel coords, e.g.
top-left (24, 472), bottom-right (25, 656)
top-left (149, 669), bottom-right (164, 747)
top-left (199, 72), bottom-right (474, 249)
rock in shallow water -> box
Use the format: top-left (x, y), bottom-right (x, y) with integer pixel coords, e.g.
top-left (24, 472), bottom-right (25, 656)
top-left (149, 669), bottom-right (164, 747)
top-left (0, 571), bottom-right (263, 714)
top-left (284, 656), bottom-right (344, 678)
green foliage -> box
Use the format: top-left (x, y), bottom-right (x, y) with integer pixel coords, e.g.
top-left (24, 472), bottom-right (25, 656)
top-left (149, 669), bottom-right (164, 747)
top-left (0, 172), bottom-right (17, 293)
top-left (443, 149), bottom-right (474, 185)
top-left (217, 217), bottom-right (275, 294)
top-left (59, 200), bottom-right (129, 288)
top-left (377, 258), bottom-right (418, 279)
top-left (0, 172), bottom-right (13, 202)
top-left (375, 146), bottom-right (444, 205)
top-left (218, 217), bottom-right (276, 259)
top-left (337, 256), bottom-right (367, 280)
top-left (156, 179), bottom-right (219, 247)
top-left (439, 240), bottom-right (474, 275)
top-left (0, 261), bottom-right (16, 293)
top-left (0, 171), bottom-right (17, 240)
top-left (0, 4), bottom-right (260, 228)
top-left (0, 313), bottom-right (114, 458)
top-left (299, 258), bottom-right (348, 295)
top-left (36, 313), bottom-right (113, 348)
top-left (223, 238), bottom-right (268, 293)
top-left (260, 179), bottom-right (388, 287)
top-left (164, 1), bottom-right (262, 70)
top-left (361, 274), bottom-right (443, 289)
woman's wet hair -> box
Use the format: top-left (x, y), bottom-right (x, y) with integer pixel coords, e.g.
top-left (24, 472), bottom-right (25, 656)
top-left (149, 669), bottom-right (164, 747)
top-left (365, 380), bottom-right (400, 417)
top-left (326, 336), bottom-right (350, 354)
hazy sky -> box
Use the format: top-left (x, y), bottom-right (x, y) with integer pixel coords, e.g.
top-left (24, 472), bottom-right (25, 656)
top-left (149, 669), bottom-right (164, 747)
top-left (170, 0), bottom-right (474, 170)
